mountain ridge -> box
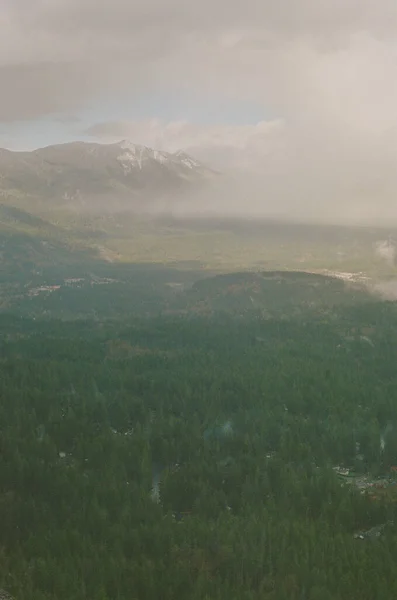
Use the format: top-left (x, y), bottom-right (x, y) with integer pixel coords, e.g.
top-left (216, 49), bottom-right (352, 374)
top-left (0, 140), bottom-right (217, 208)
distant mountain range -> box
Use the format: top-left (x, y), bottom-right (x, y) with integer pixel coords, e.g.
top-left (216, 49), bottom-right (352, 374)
top-left (1, 139), bottom-right (397, 283)
top-left (0, 140), bottom-right (217, 209)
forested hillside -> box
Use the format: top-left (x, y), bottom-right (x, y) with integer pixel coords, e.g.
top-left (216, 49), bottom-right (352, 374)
top-left (2, 295), bottom-right (397, 599)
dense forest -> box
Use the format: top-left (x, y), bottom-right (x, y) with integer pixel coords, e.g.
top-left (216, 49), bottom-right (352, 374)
top-left (2, 285), bottom-right (397, 599)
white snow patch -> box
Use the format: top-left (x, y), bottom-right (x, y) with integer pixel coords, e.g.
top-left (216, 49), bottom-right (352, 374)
top-left (115, 140), bottom-right (202, 173)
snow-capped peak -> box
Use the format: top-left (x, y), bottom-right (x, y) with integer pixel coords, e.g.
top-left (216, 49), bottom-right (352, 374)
top-left (118, 140), bottom-right (149, 154)
top-left (114, 140), bottom-right (202, 173)
top-left (172, 150), bottom-right (201, 169)
top-left (116, 140), bottom-right (171, 171)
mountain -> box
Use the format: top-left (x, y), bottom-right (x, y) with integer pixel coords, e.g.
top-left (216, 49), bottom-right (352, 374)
top-left (0, 140), bottom-right (217, 209)
top-left (2, 140), bottom-right (397, 283)
top-left (0, 202), bottom-right (98, 282)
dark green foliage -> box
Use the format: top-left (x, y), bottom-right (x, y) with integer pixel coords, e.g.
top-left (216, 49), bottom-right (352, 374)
top-left (1, 298), bottom-right (397, 599)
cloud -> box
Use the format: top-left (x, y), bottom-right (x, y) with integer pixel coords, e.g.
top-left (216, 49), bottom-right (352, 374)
top-left (4, 1), bottom-right (397, 116)
top-left (85, 118), bottom-right (285, 169)
top-left (3, 0), bottom-right (397, 222)
top-left (85, 109), bottom-right (397, 224)
top-left (0, 63), bottom-right (103, 122)
top-left (54, 115), bottom-right (82, 124)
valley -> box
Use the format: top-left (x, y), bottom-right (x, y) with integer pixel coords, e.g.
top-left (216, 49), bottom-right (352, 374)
top-left (2, 141), bottom-right (397, 290)
top-left (3, 141), bottom-right (397, 600)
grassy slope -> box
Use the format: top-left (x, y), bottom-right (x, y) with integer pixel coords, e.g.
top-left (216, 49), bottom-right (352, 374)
top-left (2, 195), bottom-right (397, 279)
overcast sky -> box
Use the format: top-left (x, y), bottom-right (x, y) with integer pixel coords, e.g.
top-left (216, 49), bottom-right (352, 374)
top-left (2, 0), bottom-right (397, 222)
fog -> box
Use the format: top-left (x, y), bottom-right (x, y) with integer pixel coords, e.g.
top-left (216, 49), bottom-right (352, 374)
top-left (136, 170), bottom-right (397, 229)
top-left (374, 281), bottom-right (397, 301)
top-left (3, 1), bottom-right (397, 225)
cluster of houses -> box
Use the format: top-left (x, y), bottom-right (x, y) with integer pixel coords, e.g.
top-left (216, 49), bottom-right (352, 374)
top-left (333, 466), bottom-right (397, 500)
top-left (27, 275), bottom-right (120, 298)
top-left (28, 284), bottom-right (61, 297)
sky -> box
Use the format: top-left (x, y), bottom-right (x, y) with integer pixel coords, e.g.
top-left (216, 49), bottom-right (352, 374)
top-left (2, 0), bottom-right (397, 222)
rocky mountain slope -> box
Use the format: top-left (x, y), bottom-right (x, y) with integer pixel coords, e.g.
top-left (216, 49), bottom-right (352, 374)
top-left (0, 140), bottom-right (217, 208)
top-left (1, 139), bottom-right (397, 283)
